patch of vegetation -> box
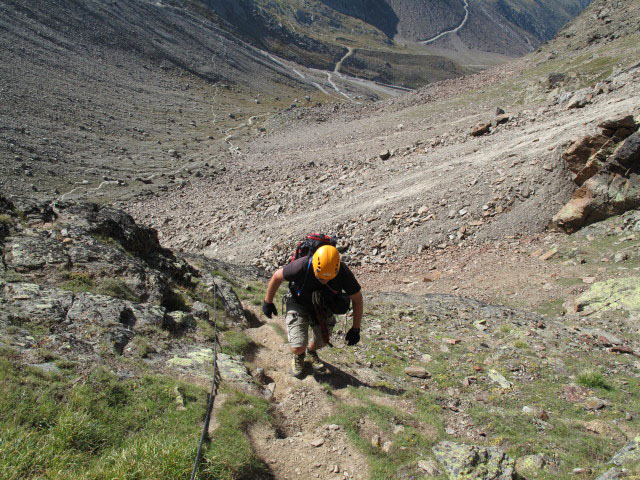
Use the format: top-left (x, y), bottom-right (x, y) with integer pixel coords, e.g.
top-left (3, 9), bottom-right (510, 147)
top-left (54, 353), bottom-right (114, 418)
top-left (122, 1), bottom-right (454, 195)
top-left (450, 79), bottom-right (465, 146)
top-left (96, 278), bottom-right (140, 302)
top-left (1, 270), bottom-right (25, 283)
top-left (577, 370), bottom-right (613, 391)
top-left (0, 214), bottom-right (14, 227)
top-left (235, 279), bottom-right (271, 307)
top-left (0, 352), bottom-right (274, 480)
top-left (128, 336), bottom-right (156, 359)
top-left (326, 397), bottom-right (438, 479)
top-left (163, 280), bottom-right (225, 313)
top-left (534, 298), bottom-right (565, 316)
top-left (60, 272), bottom-right (96, 293)
top-left (221, 330), bottom-right (255, 357)
top-left (513, 340), bottom-right (529, 349)
top-left (269, 322), bottom-right (288, 343)
top-left (463, 371), bottom-right (636, 479)
top-left (89, 233), bottom-right (127, 254)
top-left (556, 277), bottom-right (584, 287)
top-left (0, 357), bottom-right (206, 480)
top-left (200, 389), bottom-right (273, 480)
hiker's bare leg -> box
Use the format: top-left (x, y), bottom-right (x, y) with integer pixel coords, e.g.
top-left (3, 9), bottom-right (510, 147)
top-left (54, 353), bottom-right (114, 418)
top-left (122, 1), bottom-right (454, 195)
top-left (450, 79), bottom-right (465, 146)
top-left (290, 345), bottom-right (305, 355)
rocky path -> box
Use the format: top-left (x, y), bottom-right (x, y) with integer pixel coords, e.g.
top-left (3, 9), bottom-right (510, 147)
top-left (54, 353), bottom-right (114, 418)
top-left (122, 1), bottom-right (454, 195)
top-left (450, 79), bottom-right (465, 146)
top-left (421, 0), bottom-right (469, 44)
top-left (243, 313), bottom-right (370, 480)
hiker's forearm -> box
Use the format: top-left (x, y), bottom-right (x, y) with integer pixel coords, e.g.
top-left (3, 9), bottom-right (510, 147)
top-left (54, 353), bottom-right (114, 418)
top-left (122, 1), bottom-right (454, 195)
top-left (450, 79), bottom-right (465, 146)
top-left (350, 291), bottom-right (363, 329)
top-left (265, 268), bottom-right (284, 303)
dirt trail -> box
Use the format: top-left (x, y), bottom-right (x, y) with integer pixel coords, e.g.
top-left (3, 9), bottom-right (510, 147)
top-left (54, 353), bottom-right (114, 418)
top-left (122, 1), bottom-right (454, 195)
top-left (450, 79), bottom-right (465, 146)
top-left (243, 315), bottom-right (370, 480)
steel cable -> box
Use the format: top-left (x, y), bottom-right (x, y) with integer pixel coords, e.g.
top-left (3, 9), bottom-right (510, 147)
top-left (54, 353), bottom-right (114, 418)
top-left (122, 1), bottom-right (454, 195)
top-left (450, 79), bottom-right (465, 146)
top-left (190, 281), bottom-right (225, 480)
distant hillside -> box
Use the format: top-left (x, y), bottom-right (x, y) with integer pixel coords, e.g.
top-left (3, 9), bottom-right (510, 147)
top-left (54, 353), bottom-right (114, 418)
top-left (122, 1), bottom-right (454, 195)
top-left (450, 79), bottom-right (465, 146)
top-left (198, 0), bottom-right (593, 86)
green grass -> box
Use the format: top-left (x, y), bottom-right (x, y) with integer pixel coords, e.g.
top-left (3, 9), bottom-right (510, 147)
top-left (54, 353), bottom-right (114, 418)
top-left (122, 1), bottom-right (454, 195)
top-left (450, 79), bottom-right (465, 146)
top-left (326, 391), bottom-right (443, 479)
top-left (463, 372), bottom-right (637, 479)
top-left (60, 272), bottom-right (96, 293)
top-left (96, 278), bottom-right (140, 302)
top-left (270, 322), bottom-right (288, 343)
top-left (201, 390), bottom-right (273, 480)
top-left (235, 279), bottom-right (271, 307)
top-left (0, 352), bottom-right (271, 480)
top-left (0, 214), bottom-right (14, 227)
top-left (221, 330), bottom-right (255, 357)
top-left (163, 279), bottom-right (226, 313)
top-left (576, 370), bottom-right (613, 391)
top-left (59, 272), bottom-right (141, 303)
top-left (0, 355), bottom-right (205, 480)
top-left (535, 298), bottom-right (565, 316)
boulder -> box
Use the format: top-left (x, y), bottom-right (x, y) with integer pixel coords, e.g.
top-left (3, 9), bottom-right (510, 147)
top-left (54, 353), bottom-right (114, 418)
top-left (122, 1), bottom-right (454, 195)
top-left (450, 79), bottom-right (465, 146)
top-left (211, 275), bottom-right (249, 328)
top-left (433, 441), bottom-right (515, 480)
top-left (567, 89), bottom-right (594, 109)
top-left (1, 282), bottom-right (74, 325)
top-left (562, 135), bottom-right (611, 175)
top-left (404, 366), bottom-right (431, 379)
top-left (491, 114), bottom-right (510, 128)
top-left (552, 171), bottom-right (640, 232)
top-left (471, 122), bottom-right (491, 137)
top-left (609, 131), bottom-right (640, 172)
top-left (551, 186), bottom-right (595, 232)
top-left (515, 454), bottom-right (546, 477)
top-left (595, 468), bottom-right (625, 480)
top-left (4, 235), bottom-right (70, 272)
top-left (164, 310), bottom-right (196, 331)
top-left (546, 73), bottom-right (568, 89)
top-left (599, 115), bottom-right (638, 131)
top-left (577, 278), bottom-right (640, 317)
top-left (611, 436), bottom-right (640, 466)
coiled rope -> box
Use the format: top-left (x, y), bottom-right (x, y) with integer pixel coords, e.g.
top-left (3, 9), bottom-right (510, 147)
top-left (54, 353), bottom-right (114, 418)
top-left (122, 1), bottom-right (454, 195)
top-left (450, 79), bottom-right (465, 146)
top-left (190, 281), bottom-right (225, 480)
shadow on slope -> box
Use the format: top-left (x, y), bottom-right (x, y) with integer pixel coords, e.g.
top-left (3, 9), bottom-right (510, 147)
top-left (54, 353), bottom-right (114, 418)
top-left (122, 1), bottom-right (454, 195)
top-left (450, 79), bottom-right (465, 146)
top-left (318, 0), bottom-right (400, 38)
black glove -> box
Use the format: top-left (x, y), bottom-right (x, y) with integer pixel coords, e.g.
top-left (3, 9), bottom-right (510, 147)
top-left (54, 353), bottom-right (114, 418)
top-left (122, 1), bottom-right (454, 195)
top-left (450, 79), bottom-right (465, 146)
top-left (262, 301), bottom-right (277, 318)
top-left (345, 327), bottom-right (360, 346)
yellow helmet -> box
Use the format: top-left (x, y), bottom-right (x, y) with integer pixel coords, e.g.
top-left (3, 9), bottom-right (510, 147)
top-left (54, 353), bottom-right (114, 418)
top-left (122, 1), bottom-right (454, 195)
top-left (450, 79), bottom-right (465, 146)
top-left (312, 245), bottom-right (340, 280)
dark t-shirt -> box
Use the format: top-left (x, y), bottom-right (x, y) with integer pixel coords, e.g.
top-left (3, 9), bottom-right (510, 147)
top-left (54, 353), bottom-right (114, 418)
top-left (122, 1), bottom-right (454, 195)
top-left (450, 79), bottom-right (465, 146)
top-left (283, 256), bottom-right (361, 310)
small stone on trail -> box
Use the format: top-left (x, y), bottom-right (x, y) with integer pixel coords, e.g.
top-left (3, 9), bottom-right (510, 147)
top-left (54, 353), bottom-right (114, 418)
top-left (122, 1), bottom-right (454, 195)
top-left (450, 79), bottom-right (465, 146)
top-left (393, 424), bottom-right (405, 434)
top-left (423, 270), bottom-right (442, 282)
top-left (417, 459), bottom-right (440, 475)
top-left (539, 248), bottom-right (558, 261)
top-left (584, 397), bottom-right (606, 410)
top-left (405, 366), bottom-right (431, 379)
top-left (310, 438), bottom-right (325, 447)
top-left (488, 369), bottom-right (513, 389)
top-left (462, 376), bottom-right (476, 387)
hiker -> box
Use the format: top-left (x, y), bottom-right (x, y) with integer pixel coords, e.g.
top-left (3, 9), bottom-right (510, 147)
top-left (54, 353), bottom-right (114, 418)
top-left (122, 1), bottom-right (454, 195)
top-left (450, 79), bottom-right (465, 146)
top-left (262, 243), bottom-right (363, 377)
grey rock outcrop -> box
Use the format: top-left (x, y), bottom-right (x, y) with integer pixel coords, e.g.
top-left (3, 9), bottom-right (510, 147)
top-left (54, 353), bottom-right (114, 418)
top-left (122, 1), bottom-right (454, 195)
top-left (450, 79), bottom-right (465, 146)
top-left (611, 436), bottom-right (640, 467)
top-left (0, 196), bottom-right (249, 371)
top-left (433, 441), bottom-right (515, 480)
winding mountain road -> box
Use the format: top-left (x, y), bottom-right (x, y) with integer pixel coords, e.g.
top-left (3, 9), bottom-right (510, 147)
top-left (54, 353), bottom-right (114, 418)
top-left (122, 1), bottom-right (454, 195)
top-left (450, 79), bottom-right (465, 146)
top-left (421, 0), bottom-right (469, 44)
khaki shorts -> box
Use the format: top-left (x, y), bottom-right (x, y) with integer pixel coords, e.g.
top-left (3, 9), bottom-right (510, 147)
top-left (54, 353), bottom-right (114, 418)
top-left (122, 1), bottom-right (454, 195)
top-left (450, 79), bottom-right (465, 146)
top-left (285, 296), bottom-right (336, 349)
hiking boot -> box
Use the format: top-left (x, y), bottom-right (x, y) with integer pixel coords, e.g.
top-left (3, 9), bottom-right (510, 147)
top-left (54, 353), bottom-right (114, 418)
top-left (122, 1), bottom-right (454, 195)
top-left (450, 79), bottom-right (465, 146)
top-left (307, 349), bottom-right (324, 370)
top-left (290, 353), bottom-right (305, 378)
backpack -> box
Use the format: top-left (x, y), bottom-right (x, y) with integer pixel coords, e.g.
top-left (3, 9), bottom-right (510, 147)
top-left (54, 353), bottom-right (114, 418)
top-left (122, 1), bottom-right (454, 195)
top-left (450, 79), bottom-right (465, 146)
top-left (291, 233), bottom-right (336, 262)
top-left (288, 234), bottom-right (351, 315)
